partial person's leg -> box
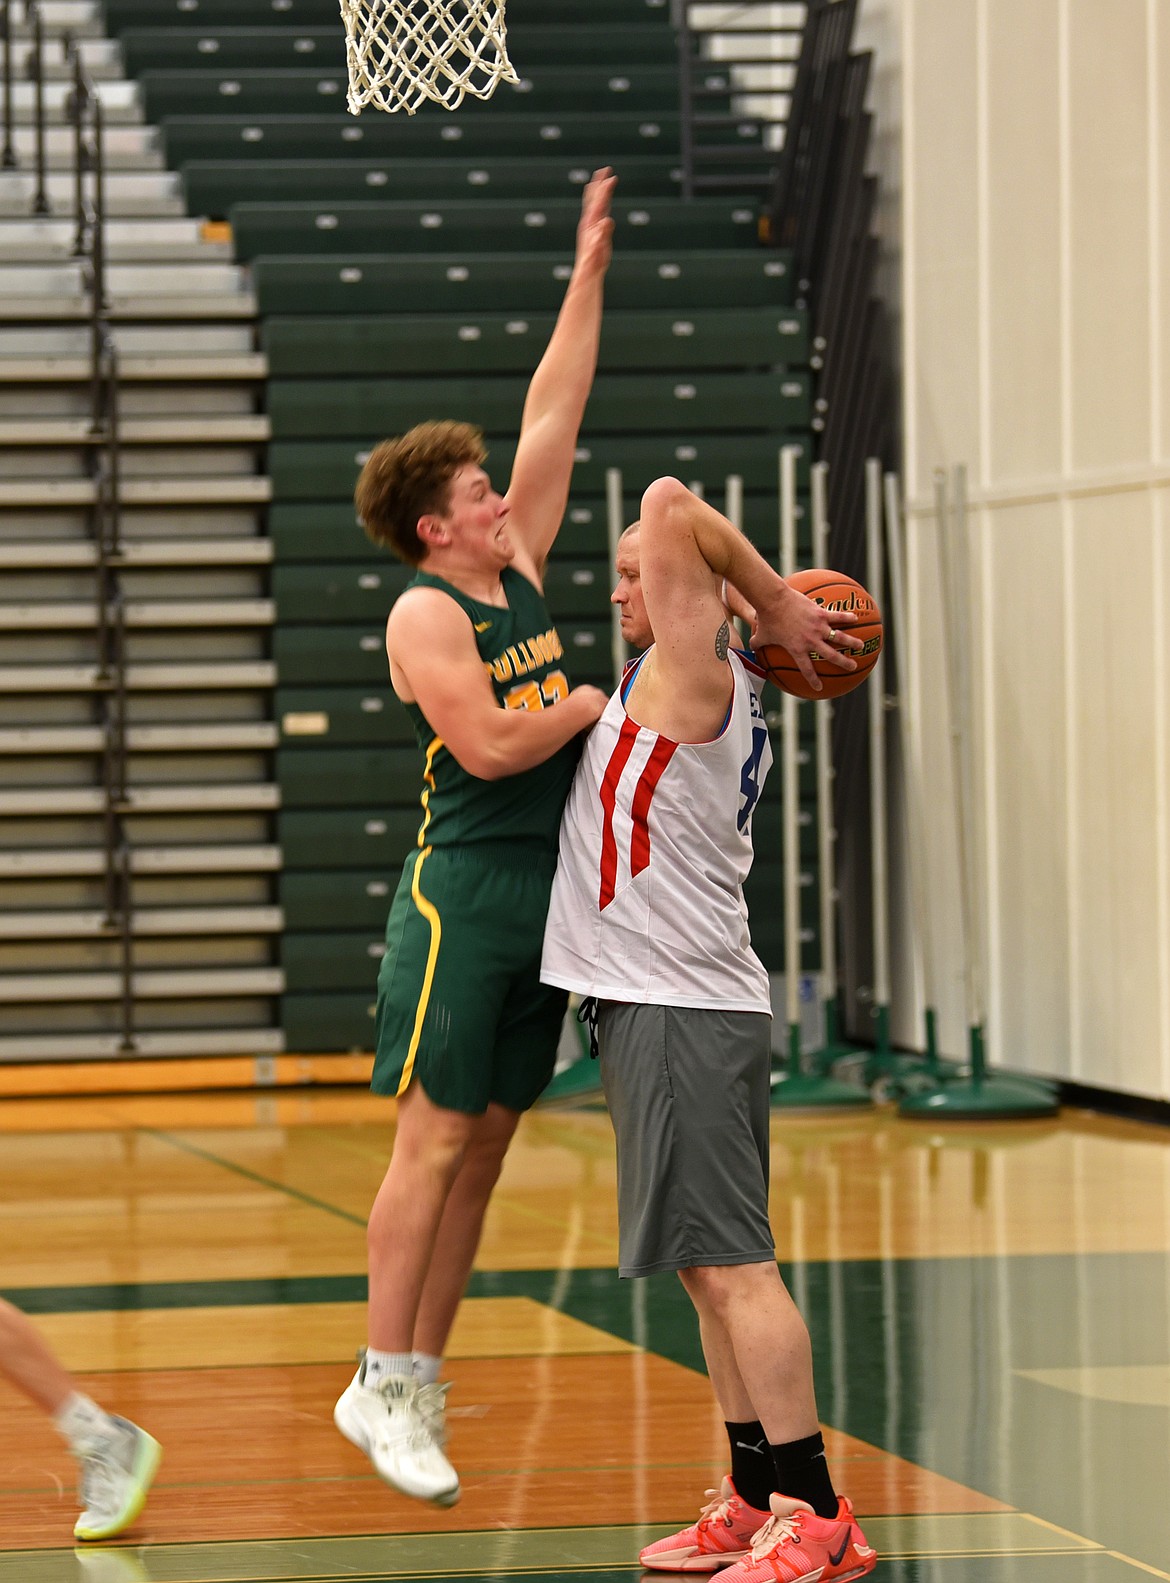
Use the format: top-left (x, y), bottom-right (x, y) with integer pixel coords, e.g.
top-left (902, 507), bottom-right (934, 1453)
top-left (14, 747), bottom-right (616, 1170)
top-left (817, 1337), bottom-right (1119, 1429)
top-left (366, 1081), bottom-right (478, 1353)
top-left (679, 1262), bottom-right (818, 1444)
top-left (0, 1296), bottom-right (74, 1413)
top-left (683, 1286), bottom-right (774, 1513)
top-left (407, 1103), bottom-right (521, 1450)
top-left (412, 1100), bottom-right (521, 1358)
top-left (334, 1082), bottom-right (474, 1505)
top-left (0, 1299), bottom-right (161, 1542)
top-left (681, 1264), bottom-right (875, 1582)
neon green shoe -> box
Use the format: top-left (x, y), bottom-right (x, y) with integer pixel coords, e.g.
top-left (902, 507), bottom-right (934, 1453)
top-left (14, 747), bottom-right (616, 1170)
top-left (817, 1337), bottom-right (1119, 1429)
top-left (73, 1418), bottom-right (162, 1542)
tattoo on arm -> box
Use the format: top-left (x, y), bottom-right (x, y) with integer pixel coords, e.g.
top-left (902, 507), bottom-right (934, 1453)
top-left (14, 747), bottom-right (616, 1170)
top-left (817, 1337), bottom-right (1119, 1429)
top-left (714, 619), bottom-right (730, 661)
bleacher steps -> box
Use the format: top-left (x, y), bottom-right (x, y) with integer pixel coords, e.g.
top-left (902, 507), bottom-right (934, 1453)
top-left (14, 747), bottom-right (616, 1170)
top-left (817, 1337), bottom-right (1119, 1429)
top-left (2, 294), bottom-right (259, 321)
top-left (0, 906), bottom-right (284, 940)
top-left (0, 538), bottom-right (272, 567)
top-left (5, 1), bottom-right (103, 39)
top-left (2, 79), bottom-right (142, 123)
top-left (0, 1029), bottom-right (285, 1062)
top-left (0, 354), bottom-right (267, 381)
top-left (0, 967), bottom-right (284, 1002)
top-left (0, 662), bottom-right (275, 692)
top-left (0, 478), bottom-right (273, 508)
top-left (0, 170), bottom-right (183, 217)
top-left (0, 262), bottom-right (257, 321)
top-left (5, 36), bottom-right (124, 80)
top-left (0, 785), bottom-right (279, 815)
top-left (0, 125), bottom-right (162, 170)
top-left (0, 845), bottom-right (281, 878)
top-left (0, 724), bottom-right (278, 754)
top-left (0, 418), bottom-right (271, 449)
top-left (0, 599), bottom-right (275, 629)
top-left (0, 218), bottom-right (229, 262)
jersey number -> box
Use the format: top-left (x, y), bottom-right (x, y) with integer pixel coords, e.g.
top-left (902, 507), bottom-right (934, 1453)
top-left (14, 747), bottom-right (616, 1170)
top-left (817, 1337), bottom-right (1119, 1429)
top-left (738, 725), bottom-right (768, 831)
top-left (504, 669), bottom-right (569, 711)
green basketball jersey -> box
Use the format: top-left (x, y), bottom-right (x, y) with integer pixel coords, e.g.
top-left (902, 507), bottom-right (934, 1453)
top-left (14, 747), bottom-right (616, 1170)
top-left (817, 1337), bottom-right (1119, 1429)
top-left (402, 566), bottom-right (581, 851)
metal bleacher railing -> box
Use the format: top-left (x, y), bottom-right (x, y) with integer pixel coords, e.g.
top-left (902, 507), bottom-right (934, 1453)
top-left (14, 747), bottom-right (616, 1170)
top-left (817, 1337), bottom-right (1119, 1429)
top-left (64, 34), bottom-right (135, 1047)
top-left (765, 0), bottom-right (895, 566)
top-left (2, 0), bottom-right (137, 1047)
top-left (673, 0), bottom-right (797, 202)
top-left (762, 0), bottom-right (896, 1034)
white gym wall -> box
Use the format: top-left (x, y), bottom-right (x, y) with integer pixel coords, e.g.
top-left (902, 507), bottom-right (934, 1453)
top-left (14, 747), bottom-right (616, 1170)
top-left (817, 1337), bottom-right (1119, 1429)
top-left (858, 0), bottom-right (1170, 1099)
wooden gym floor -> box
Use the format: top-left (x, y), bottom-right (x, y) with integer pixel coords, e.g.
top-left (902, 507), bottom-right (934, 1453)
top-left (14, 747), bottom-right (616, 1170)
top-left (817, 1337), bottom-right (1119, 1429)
top-left (2, 1088), bottom-right (1169, 1581)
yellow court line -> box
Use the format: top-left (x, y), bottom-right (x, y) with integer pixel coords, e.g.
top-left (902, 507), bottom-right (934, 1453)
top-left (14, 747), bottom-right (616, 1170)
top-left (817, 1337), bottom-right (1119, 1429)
top-left (1106, 1556), bottom-right (1170, 1580)
top-left (1022, 1510), bottom-right (1170, 1575)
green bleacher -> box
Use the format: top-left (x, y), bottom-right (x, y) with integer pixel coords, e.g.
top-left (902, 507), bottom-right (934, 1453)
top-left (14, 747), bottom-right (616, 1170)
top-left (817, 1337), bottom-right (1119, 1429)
top-left (260, 307), bottom-right (809, 376)
top-left (138, 65), bottom-right (723, 121)
top-left (159, 113), bottom-right (760, 167)
top-left (103, 0), bottom-right (670, 27)
top-left (250, 251), bottom-right (794, 316)
top-left (183, 156), bottom-right (691, 219)
top-left (104, 0), bottom-right (817, 1052)
top-left (229, 197), bottom-right (761, 262)
top-left (121, 24), bottom-right (680, 73)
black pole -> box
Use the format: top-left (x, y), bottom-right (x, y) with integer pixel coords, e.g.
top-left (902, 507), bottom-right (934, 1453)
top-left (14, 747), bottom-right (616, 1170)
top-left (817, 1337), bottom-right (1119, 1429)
top-left (2, 1), bottom-right (16, 168)
top-left (68, 33), bottom-right (88, 255)
top-left (29, 0), bottom-right (49, 213)
top-left (672, 0), bottom-right (694, 200)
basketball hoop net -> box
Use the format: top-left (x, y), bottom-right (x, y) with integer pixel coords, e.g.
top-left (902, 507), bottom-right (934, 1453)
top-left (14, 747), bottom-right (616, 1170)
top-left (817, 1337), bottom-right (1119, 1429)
top-left (339, 0), bottom-right (520, 116)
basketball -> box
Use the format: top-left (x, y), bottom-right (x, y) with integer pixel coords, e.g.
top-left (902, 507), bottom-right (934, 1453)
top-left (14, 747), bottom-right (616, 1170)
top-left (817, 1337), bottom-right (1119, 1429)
top-left (754, 568), bottom-right (883, 700)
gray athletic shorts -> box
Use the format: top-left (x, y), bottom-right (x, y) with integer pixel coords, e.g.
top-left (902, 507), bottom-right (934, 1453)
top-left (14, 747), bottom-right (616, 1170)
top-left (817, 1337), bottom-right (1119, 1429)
top-left (596, 1001), bottom-right (775, 1278)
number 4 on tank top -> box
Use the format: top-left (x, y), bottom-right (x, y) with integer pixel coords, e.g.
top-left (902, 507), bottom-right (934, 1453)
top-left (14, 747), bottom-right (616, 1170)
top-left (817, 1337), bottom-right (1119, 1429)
top-left (738, 725), bottom-right (768, 831)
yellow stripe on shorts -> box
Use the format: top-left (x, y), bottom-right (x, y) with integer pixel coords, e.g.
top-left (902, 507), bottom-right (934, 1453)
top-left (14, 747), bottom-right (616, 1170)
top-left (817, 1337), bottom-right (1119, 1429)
top-left (397, 844), bottom-right (442, 1096)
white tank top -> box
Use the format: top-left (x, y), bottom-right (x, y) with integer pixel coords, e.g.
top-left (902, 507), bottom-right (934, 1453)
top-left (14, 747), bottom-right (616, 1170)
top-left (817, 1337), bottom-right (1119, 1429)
top-left (541, 647), bottom-right (773, 1013)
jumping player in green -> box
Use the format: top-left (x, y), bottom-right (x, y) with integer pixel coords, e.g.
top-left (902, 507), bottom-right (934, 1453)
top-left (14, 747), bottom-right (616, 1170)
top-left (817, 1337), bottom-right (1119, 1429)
top-left (333, 169), bottom-right (615, 1506)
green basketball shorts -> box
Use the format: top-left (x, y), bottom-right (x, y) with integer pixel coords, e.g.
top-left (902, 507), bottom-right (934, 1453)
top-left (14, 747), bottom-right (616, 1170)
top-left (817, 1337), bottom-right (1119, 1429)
top-left (371, 841), bottom-right (568, 1116)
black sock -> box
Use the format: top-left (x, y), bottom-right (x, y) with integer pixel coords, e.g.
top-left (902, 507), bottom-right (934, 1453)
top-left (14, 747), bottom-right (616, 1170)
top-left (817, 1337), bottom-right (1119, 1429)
top-left (768, 1431), bottom-right (838, 1519)
top-left (725, 1420), bottom-right (773, 1512)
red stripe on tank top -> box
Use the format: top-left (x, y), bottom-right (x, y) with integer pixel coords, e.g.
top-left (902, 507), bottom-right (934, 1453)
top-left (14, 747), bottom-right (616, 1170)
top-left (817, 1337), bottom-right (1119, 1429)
top-left (598, 716), bottom-right (640, 910)
top-left (629, 736), bottom-right (677, 880)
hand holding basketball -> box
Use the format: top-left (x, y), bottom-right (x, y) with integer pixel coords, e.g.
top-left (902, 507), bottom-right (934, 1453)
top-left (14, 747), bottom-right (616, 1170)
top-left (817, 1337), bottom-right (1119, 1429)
top-left (753, 568), bottom-right (882, 700)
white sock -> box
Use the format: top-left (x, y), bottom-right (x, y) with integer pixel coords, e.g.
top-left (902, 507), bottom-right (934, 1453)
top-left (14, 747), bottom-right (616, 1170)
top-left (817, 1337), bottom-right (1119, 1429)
top-left (362, 1348), bottom-right (414, 1386)
top-left (413, 1352), bottom-right (443, 1386)
top-left (53, 1392), bottom-right (112, 1452)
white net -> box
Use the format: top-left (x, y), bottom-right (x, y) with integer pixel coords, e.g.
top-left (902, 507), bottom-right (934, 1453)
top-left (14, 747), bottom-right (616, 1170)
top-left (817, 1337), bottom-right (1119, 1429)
top-left (340, 0), bottom-right (520, 116)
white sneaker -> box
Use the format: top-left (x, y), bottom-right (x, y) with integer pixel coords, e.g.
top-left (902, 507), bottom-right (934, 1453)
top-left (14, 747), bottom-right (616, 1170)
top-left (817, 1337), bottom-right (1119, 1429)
top-left (73, 1417), bottom-right (162, 1542)
top-left (334, 1365), bottom-right (460, 1506)
top-left (417, 1380), bottom-right (451, 1448)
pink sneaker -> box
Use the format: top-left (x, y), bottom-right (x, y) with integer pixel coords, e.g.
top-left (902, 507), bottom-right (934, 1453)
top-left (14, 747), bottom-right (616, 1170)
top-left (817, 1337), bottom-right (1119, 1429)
top-left (715, 1494), bottom-right (876, 1583)
top-left (640, 1476), bottom-right (773, 1572)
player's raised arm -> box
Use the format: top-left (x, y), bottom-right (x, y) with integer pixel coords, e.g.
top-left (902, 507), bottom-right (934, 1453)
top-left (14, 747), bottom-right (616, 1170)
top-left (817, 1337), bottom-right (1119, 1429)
top-left (635, 477), bottom-right (862, 705)
top-left (386, 589), bottom-right (606, 780)
top-left (505, 167), bottom-right (616, 580)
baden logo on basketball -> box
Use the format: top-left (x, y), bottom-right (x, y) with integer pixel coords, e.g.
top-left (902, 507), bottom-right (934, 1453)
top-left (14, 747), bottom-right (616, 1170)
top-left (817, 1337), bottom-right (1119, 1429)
top-left (754, 567), bottom-right (884, 701)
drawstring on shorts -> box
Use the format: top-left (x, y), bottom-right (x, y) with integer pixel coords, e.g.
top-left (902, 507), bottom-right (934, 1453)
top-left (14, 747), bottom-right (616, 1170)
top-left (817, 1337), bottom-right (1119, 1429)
top-left (576, 996), bottom-right (599, 1060)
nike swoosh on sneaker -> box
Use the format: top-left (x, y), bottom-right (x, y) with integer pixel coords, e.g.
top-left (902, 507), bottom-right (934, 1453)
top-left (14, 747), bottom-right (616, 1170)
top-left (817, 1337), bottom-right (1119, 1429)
top-left (828, 1531), bottom-right (852, 1568)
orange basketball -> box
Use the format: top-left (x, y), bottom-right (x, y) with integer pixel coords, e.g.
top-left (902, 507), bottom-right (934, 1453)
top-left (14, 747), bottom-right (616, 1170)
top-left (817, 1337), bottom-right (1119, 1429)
top-left (754, 568), bottom-right (883, 701)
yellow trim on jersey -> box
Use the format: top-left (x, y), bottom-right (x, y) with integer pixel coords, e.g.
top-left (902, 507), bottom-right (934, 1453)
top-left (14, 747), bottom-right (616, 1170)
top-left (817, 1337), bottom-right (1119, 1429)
top-left (416, 735), bottom-right (443, 848)
top-left (397, 844), bottom-right (442, 1096)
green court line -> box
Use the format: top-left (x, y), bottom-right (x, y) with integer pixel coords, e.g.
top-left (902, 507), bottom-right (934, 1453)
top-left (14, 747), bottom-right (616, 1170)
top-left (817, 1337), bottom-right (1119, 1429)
top-left (0, 1274), bottom-right (369, 1316)
top-left (142, 1127), bottom-right (369, 1228)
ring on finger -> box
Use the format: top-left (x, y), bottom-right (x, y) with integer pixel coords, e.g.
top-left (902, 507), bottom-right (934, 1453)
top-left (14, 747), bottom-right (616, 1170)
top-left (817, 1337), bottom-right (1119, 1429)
top-left (826, 627), bottom-right (836, 642)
